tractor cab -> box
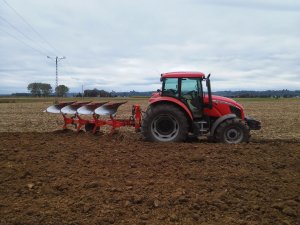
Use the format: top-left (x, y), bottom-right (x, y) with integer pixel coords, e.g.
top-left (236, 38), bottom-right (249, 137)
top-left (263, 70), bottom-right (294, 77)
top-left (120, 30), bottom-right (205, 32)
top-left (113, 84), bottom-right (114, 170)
top-left (160, 72), bottom-right (212, 118)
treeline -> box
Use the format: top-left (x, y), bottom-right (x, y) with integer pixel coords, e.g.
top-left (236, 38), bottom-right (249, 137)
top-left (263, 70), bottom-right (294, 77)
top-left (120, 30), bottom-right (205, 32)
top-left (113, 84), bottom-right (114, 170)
top-left (76, 90), bottom-right (153, 97)
top-left (26, 82), bottom-right (69, 97)
top-left (111, 90), bottom-right (153, 97)
top-left (11, 88), bottom-right (300, 98)
top-left (213, 90), bottom-right (300, 98)
top-left (81, 89), bottom-right (112, 97)
top-left (27, 83), bottom-right (52, 97)
top-left (107, 90), bottom-right (300, 98)
top-left (75, 89), bottom-right (150, 97)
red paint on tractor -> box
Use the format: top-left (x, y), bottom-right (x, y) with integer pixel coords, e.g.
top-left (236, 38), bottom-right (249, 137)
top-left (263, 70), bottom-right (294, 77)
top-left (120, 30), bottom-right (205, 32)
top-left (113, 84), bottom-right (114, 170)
top-left (161, 72), bottom-right (205, 79)
top-left (204, 95), bottom-right (245, 119)
top-left (148, 93), bottom-right (245, 120)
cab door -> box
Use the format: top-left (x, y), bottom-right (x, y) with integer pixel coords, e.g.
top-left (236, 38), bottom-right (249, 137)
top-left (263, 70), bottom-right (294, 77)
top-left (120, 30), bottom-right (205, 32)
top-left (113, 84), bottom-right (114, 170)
top-left (180, 78), bottom-right (203, 118)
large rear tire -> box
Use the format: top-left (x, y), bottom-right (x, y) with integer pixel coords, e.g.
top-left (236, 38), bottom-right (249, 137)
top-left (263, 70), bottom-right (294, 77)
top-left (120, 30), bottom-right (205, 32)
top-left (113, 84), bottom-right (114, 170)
top-left (214, 118), bottom-right (250, 143)
top-left (141, 104), bottom-right (189, 142)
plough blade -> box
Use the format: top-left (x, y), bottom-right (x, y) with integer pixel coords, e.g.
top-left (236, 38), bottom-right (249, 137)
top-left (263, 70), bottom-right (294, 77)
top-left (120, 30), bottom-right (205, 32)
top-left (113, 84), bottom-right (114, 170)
top-left (95, 101), bottom-right (127, 116)
top-left (61, 101), bottom-right (91, 114)
top-left (45, 102), bottom-right (75, 113)
top-left (77, 102), bottom-right (108, 115)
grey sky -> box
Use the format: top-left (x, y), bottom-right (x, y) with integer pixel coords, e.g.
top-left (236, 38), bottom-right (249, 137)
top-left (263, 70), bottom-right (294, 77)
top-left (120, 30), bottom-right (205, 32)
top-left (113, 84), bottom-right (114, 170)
top-left (0, 0), bottom-right (299, 94)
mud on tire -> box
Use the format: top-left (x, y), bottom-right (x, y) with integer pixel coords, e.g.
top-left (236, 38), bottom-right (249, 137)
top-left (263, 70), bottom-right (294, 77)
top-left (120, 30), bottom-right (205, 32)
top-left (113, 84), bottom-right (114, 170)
top-left (215, 118), bottom-right (250, 143)
top-left (141, 104), bottom-right (188, 142)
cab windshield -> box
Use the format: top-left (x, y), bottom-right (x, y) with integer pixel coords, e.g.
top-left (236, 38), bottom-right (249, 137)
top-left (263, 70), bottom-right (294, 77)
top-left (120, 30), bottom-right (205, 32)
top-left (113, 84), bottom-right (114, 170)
top-left (162, 78), bottom-right (203, 99)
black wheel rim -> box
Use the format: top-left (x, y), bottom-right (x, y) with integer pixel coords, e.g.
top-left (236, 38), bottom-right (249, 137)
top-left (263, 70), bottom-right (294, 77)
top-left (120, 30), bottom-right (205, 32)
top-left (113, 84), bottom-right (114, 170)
top-left (151, 114), bottom-right (179, 141)
top-left (224, 127), bottom-right (243, 143)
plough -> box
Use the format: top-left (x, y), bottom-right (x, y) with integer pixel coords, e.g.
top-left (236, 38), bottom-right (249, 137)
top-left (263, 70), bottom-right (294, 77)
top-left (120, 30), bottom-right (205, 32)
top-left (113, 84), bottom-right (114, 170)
top-left (45, 101), bottom-right (142, 134)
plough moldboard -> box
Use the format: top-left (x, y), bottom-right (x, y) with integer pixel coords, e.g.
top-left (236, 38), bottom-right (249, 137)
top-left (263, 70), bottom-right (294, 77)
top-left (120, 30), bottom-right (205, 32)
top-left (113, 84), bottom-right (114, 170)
top-left (45, 101), bottom-right (142, 134)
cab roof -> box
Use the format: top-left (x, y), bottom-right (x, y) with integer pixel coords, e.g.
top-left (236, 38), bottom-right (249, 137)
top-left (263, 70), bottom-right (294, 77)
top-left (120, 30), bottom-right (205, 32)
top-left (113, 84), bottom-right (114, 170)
top-left (161, 71), bottom-right (205, 79)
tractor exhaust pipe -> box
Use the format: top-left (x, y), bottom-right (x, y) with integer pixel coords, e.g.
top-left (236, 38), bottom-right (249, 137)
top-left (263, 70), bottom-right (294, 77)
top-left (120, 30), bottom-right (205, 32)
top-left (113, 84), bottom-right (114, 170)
top-left (205, 74), bottom-right (213, 109)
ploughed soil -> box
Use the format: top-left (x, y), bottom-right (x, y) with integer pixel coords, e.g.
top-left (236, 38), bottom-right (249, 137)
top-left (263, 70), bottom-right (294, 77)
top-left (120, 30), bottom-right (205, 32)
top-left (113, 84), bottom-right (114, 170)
top-left (0, 131), bottom-right (299, 225)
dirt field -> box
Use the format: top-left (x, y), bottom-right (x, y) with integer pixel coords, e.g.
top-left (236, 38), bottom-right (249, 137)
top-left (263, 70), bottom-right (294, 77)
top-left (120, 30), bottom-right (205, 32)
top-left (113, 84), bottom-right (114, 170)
top-left (0, 98), bottom-right (299, 224)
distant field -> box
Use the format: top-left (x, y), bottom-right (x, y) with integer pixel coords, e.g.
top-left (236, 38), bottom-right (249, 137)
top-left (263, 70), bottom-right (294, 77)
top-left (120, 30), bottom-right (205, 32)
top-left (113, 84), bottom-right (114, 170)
top-left (0, 97), bottom-right (299, 140)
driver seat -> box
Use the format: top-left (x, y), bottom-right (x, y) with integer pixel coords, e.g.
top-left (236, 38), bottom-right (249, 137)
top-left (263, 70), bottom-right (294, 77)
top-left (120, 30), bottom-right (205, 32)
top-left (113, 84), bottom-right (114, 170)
top-left (182, 94), bottom-right (202, 118)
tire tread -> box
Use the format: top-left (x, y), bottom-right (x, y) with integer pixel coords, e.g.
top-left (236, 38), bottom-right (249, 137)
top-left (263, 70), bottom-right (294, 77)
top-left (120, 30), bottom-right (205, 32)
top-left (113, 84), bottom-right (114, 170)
top-left (215, 118), bottom-right (250, 143)
top-left (141, 103), bottom-right (188, 142)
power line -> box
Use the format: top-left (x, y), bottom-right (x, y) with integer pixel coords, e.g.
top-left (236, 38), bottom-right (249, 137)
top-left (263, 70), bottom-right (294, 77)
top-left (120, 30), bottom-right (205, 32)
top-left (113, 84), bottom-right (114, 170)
top-left (1, 0), bottom-right (62, 55)
top-left (47, 56), bottom-right (66, 102)
top-left (0, 15), bottom-right (55, 56)
top-left (62, 60), bottom-right (78, 76)
top-left (0, 27), bottom-right (48, 56)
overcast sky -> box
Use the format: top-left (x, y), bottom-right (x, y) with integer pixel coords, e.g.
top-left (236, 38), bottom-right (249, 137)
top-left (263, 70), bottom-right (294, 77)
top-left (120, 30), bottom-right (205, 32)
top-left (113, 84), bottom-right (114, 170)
top-left (0, 0), bottom-right (299, 94)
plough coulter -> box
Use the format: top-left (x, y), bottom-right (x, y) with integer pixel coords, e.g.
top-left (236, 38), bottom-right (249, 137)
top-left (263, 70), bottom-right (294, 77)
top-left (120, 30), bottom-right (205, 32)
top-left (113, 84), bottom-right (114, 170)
top-left (45, 101), bottom-right (142, 134)
top-left (46, 71), bottom-right (261, 143)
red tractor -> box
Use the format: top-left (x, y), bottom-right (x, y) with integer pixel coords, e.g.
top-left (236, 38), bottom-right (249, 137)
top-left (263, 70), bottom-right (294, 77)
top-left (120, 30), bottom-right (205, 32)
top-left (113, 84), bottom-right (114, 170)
top-left (46, 71), bottom-right (261, 143)
top-left (141, 72), bottom-right (261, 143)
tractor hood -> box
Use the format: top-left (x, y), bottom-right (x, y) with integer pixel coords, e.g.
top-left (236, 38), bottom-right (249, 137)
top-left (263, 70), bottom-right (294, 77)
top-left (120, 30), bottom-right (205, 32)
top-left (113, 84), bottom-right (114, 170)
top-left (208, 95), bottom-right (243, 109)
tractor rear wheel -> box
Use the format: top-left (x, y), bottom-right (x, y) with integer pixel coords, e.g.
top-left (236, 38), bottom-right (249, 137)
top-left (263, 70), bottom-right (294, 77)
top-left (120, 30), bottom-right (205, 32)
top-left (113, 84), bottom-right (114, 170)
top-left (215, 118), bottom-right (250, 143)
top-left (141, 104), bottom-right (188, 142)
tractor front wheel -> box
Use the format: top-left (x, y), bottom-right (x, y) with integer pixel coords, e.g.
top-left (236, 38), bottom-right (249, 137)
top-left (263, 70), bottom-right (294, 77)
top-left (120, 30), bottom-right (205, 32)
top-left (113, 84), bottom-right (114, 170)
top-left (142, 104), bottom-right (188, 142)
top-left (215, 118), bottom-right (250, 143)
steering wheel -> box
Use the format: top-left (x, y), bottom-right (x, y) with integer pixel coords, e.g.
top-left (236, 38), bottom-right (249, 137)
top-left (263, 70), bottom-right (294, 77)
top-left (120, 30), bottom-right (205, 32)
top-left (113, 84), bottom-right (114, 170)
top-left (165, 89), bottom-right (177, 95)
top-left (186, 90), bottom-right (197, 98)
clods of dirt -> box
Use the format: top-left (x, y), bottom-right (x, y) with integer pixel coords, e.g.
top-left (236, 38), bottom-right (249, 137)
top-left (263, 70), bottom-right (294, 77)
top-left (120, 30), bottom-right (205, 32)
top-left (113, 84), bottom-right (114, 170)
top-left (0, 132), bottom-right (299, 224)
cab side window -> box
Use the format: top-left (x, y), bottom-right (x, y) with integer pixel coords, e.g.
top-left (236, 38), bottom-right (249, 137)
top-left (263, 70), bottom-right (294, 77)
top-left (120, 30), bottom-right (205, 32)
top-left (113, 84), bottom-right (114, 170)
top-left (163, 78), bottom-right (179, 97)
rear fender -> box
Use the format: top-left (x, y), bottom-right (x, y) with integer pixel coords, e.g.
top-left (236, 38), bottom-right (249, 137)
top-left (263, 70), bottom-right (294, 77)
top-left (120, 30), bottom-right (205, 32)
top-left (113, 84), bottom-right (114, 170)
top-left (149, 97), bottom-right (193, 120)
top-left (210, 114), bottom-right (236, 136)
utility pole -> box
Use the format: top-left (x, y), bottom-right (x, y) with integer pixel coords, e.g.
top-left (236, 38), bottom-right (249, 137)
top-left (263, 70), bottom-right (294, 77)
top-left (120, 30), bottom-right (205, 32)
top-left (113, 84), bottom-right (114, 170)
top-left (47, 56), bottom-right (65, 102)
